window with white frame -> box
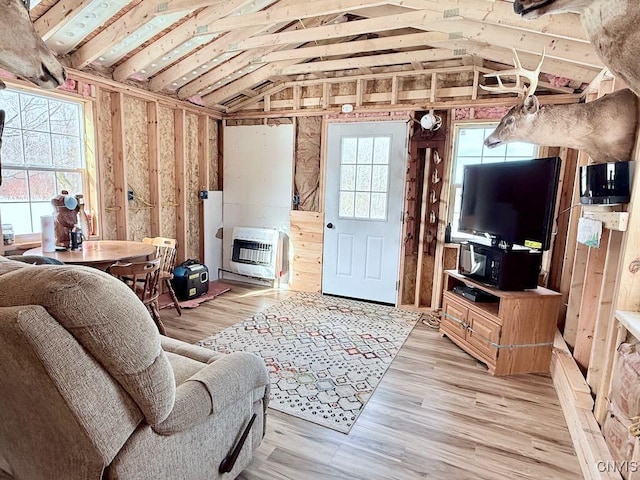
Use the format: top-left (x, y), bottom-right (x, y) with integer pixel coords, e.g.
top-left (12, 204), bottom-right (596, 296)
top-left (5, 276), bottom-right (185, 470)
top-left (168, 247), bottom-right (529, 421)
top-left (0, 88), bottom-right (85, 235)
top-left (449, 124), bottom-right (538, 241)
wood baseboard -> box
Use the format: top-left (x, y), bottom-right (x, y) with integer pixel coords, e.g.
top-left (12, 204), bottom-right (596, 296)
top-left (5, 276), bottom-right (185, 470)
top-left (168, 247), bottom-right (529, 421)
top-left (551, 330), bottom-right (622, 479)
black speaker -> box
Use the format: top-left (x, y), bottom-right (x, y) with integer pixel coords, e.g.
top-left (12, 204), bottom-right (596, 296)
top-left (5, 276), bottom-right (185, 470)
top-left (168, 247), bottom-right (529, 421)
top-left (580, 160), bottom-right (634, 205)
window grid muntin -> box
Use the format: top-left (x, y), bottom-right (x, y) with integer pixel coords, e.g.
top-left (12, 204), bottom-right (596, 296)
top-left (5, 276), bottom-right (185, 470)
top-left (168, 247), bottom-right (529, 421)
top-left (0, 87), bottom-right (85, 235)
top-left (339, 135), bottom-right (391, 221)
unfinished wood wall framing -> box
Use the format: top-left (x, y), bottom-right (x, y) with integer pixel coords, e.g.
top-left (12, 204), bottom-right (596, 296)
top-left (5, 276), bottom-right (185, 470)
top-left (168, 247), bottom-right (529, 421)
top-left (400, 111), bottom-right (449, 309)
top-left (124, 96), bottom-right (151, 241)
top-left (539, 76), bottom-right (640, 479)
top-left (228, 66), bottom-right (578, 118)
top-left (69, 72), bottom-right (222, 263)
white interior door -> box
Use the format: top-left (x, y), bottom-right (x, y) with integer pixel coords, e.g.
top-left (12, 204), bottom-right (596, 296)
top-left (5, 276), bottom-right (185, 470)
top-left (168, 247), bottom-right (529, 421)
top-left (322, 121), bottom-right (407, 304)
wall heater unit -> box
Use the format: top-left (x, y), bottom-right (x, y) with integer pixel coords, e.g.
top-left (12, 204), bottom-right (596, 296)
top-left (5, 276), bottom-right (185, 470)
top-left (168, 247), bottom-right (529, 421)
top-left (229, 227), bottom-right (281, 280)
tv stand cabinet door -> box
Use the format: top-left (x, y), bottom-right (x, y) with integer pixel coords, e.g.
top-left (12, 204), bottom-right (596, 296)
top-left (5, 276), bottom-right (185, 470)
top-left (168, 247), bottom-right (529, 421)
top-left (441, 294), bottom-right (468, 341)
top-left (467, 310), bottom-right (500, 362)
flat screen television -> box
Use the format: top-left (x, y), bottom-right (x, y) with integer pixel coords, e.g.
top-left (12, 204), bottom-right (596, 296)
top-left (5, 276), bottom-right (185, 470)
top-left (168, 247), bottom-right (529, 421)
top-left (458, 157), bottom-right (561, 251)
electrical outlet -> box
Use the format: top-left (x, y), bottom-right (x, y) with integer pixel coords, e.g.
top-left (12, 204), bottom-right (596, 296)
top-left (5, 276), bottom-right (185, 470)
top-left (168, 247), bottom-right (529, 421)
top-left (127, 190), bottom-right (134, 201)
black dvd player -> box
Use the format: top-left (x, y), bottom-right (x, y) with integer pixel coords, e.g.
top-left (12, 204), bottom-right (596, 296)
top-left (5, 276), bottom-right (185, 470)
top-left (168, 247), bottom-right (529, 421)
top-left (451, 285), bottom-right (498, 303)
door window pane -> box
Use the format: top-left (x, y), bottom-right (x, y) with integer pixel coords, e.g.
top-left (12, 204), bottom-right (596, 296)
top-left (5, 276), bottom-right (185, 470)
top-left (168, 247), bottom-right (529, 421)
top-left (339, 191), bottom-right (355, 217)
top-left (340, 165), bottom-right (355, 191)
top-left (357, 137), bottom-right (373, 164)
top-left (355, 192), bottom-right (370, 218)
top-left (373, 136), bottom-right (390, 164)
top-left (339, 135), bottom-right (390, 221)
top-left (341, 137), bottom-right (357, 164)
top-left (356, 165), bottom-right (372, 191)
top-left (372, 165), bottom-right (388, 192)
top-left (371, 193), bottom-right (387, 220)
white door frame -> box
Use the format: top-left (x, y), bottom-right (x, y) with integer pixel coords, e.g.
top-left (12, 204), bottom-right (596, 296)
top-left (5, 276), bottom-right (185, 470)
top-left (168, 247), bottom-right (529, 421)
top-left (321, 120), bottom-right (409, 305)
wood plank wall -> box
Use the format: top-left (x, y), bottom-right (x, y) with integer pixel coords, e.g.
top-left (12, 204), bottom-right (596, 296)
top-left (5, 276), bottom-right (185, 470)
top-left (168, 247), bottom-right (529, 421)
top-left (290, 211), bottom-right (324, 292)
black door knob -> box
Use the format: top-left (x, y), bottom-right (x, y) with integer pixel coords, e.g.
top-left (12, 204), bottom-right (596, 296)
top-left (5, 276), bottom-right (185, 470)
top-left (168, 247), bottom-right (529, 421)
top-left (326, 222), bottom-right (334, 229)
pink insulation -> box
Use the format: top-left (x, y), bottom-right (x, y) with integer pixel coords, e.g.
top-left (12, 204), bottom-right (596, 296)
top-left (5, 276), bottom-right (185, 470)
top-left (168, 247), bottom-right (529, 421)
top-left (454, 106), bottom-right (511, 121)
top-left (326, 110), bottom-right (411, 120)
top-left (545, 74), bottom-right (572, 88)
top-left (58, 78), bottom-right (77, 93)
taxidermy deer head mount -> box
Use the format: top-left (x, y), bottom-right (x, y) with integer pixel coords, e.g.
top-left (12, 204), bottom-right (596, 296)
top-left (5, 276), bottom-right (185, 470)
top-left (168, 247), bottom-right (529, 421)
top-left (513, 0), bottom-right (640, 97)
top-left (0, 0), bottom-right (66, 90)
top-left (0, 0), bottom-right (67, 185)
top-left (482, 49), bottom-right (638, 164)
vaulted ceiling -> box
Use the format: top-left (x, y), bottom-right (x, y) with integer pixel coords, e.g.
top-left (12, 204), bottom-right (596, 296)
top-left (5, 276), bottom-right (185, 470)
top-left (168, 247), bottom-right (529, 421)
top-left (29, 0), bottom-right (603, 112)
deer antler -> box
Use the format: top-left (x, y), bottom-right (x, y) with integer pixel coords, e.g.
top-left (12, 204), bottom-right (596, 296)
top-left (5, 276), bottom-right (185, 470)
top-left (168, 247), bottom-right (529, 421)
top-left (480, 48), bottom-right (546, 97)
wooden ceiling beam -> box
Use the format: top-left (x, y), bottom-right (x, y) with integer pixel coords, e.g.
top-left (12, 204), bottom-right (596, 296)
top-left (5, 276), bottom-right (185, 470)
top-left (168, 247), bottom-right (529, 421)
top-left (432, 19), bottom-right (601, 68)
top-left (157, 0), bottom-right (271, 15)
top-left (388, 0), bottom-right (588, 41)
top-left (177, 50), bottom-right (264, 98)
top-left (228, 10), bottom-right (458, 51)
top-left (351, 5), bottom-right (597, 67)
top-left (148, 26), bottom-right (273, 91)
top-left (203, 59), bottom-right (305, 105)
top-left (176, 14), bottom-right (345, 98)
top-left (256, 31), bottom-right (450, 63)
top-left (453, 41), bottom-right (600, 83)
top-left (277, 48), bottom-right (460, 76)
top-left (202, 46), bottom-right (461, 106)
top-left (34, 0), bottom-right (94, 41)
top-left (199, 0), bottom-right (387, 34)
top-left (352, 7), bottom-right (601, 77)
top-left (72, 0), bottom-right (193, 69)
top-left (226, 83), bottom-right (289, 113)
top-left (111, 0), bottom-right (254, 81)
top-left (232, 7), bottom-right (598, 68)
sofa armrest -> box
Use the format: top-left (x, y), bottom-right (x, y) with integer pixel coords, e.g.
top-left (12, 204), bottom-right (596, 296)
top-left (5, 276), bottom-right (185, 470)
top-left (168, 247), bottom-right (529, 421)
top-left (161, 335), bottom-right (224, 364)
top-left (153, 352), bottom-right (268, 435)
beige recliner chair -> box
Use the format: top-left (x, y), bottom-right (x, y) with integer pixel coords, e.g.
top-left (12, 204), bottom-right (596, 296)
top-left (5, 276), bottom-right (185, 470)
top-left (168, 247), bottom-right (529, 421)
top-left (0, 256), bottom-right (268, 480)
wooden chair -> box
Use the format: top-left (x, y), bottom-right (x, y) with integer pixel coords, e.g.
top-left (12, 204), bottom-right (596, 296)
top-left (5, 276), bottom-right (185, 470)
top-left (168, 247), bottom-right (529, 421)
top-left (142, 237), bottom-right (182, 316)
top-left (107, 258), bottom-right (166, 335)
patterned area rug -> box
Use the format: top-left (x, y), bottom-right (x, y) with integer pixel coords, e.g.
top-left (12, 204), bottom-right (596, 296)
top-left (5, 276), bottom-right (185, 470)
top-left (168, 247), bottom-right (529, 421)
top-left (197, 292), bottom-right (420, 433)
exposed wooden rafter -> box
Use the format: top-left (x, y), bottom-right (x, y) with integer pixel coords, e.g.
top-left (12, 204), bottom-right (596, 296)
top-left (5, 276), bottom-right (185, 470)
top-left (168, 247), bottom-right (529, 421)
top-left (29, 0), bottom-right (601, 110)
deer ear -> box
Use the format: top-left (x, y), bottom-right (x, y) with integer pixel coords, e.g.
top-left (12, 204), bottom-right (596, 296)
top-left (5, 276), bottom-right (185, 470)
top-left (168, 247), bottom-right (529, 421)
top-left (523, 95), bottom-right (539, 114)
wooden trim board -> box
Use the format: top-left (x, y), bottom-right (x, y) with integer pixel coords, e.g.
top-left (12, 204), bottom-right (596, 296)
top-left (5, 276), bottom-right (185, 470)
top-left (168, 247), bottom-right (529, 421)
top-left (551, 331), bottom-right (621, 480)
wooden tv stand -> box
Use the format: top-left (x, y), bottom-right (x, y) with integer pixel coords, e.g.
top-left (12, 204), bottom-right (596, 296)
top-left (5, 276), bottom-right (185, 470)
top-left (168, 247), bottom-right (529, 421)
top-left (440, 270), bottom-right (561, 376)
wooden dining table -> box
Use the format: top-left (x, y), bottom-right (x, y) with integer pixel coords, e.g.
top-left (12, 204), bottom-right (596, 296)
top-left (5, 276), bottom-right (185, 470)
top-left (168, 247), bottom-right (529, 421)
top-left (24, 240), bottom-right (157, 271)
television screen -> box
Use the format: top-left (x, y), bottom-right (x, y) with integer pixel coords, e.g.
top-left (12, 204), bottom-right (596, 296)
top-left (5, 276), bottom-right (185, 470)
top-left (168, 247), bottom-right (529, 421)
top-left (458, 157), bottom-right (561, 250)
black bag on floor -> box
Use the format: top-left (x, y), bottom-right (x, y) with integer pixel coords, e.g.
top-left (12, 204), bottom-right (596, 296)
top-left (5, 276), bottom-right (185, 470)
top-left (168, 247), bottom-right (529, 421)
top-left (172, 259), bottom-right (209, 301)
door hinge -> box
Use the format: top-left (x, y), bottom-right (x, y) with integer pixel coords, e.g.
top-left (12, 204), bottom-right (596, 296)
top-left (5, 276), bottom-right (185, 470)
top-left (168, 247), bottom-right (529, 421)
top-left (396, 280), bottom-right (400, 291)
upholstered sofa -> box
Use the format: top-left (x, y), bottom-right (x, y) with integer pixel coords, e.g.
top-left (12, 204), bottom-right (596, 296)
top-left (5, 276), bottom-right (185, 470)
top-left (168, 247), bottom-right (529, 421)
top-left (0, 256), bottom-right (269, 480)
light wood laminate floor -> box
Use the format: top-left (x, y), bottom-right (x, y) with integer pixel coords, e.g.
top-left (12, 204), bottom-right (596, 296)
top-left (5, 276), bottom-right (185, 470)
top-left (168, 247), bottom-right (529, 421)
top-left (161, 282), bottom-right (582, 480)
